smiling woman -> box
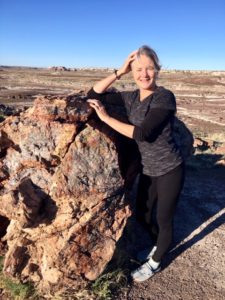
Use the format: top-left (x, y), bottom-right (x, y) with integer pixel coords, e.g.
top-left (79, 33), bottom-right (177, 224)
top-left (87, 45), bottom-right (185, 283)
top-left (131, 46), bottom-right (161, 100)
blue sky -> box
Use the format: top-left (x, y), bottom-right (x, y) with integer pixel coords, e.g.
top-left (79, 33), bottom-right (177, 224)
top-left (0, 0), bottom-right (225, 70)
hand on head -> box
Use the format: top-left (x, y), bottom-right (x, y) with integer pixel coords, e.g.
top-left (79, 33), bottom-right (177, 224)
top-left (118, 50), bottom-right (138, 76)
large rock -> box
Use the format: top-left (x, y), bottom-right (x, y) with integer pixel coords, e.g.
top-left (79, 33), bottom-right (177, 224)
top-left (0, 93), bottom-right (136, 295)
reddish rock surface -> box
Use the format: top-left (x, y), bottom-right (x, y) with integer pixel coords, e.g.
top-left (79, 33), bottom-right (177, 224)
top-left (0, 94), bottom-right (133, 295)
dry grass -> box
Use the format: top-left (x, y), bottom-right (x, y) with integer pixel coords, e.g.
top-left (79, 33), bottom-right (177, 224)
top-left (0, 256), bottom-right (38, 300)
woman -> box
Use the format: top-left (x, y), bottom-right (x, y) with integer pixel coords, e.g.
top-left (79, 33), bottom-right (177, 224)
top-left (87, 45), bottom-right (185, 282)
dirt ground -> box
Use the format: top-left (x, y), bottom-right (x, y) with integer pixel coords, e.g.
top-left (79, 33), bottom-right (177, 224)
top-left (0, 67), bottom-right (225, 299)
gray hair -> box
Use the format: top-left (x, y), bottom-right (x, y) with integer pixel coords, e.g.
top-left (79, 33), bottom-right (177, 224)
top-left (137, 45), bottom-right (161, 71)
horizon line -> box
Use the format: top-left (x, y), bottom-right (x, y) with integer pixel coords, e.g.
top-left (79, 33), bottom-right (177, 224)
top-left (1, 64), bottom-right (225, 73)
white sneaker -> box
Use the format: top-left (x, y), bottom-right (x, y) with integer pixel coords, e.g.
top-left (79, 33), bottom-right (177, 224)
top-left (137, 245), bottom-right (157, 262)
top-left (131, 260), bottom-right (161, 282)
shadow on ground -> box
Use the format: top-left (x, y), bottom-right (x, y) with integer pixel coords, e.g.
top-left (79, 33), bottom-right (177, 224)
top-left (165, 154), bottom-right (225, 267)
top-left (108, 153), bottom-right (225, 274)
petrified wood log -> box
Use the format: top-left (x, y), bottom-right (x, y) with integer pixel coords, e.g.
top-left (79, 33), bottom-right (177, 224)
top-left (0, 93), bottom-right (139, 295)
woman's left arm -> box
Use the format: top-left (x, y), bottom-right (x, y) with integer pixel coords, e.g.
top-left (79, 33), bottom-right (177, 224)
top-left (87, 99), bottom-right (134, 138)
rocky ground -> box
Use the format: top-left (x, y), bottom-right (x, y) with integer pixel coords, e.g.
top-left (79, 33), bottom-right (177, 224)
top-left (0, 67), bottom-right (225, 299)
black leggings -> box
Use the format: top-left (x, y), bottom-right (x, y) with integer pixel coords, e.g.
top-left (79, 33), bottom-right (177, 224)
top-left (136, 163), bottom-right (185, 262)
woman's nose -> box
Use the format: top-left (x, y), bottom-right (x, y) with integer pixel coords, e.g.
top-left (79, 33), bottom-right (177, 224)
top-left (141, 69), bottom-right (148, 77)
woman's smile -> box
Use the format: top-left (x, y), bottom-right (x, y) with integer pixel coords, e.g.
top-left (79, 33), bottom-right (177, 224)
top-left (131, 54), bottom-right (157, 91)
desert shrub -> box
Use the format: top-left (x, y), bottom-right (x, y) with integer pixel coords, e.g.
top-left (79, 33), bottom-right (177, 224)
top-left (0, 256), bottom-right (38, 300)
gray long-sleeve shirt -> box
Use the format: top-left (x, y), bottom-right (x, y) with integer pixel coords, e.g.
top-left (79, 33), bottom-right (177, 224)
top-left (87, 86), bottom-right (183, 176)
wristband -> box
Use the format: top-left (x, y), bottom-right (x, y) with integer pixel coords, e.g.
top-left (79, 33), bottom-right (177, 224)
top-left (114, 69), bottom-right (121, 80)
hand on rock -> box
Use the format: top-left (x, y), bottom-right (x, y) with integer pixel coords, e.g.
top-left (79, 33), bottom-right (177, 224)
top-left (87, 99), bottom-right (109, 122)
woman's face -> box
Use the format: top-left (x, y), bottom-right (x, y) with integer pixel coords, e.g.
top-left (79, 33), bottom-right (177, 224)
top-left (131, 54), bottom-right (158, 90)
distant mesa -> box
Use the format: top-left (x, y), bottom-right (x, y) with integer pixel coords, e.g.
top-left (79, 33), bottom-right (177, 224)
top-left (48, 66), bottom-right (77, 72)
top-left (47, 66), bottom-right (115, 72)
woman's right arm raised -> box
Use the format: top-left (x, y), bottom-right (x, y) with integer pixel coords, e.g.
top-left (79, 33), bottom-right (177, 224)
top-left (93, 50), bottom-right (137, 93)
